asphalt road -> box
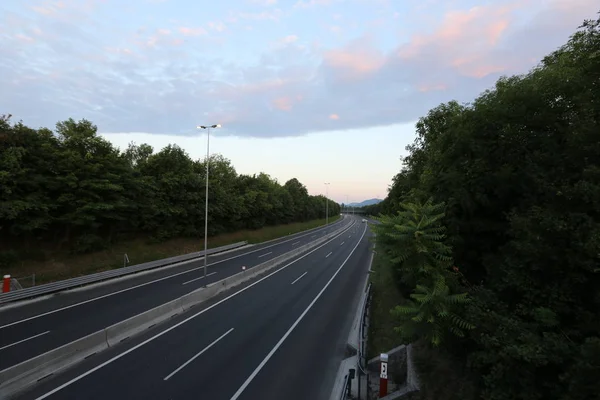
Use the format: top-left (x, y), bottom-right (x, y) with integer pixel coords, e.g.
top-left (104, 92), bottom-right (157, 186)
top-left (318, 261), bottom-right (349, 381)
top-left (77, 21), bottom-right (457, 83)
top-left (16, 219), bottom-right (372, 400)
top-left (0, 216), bottom-right (352, 371)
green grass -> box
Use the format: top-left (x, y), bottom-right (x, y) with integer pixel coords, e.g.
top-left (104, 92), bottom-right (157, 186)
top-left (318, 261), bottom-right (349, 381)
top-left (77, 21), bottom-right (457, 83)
top-left (367, 250), bottom-right (406, 360)
top-left (3, 215), bottom-right (340, 285)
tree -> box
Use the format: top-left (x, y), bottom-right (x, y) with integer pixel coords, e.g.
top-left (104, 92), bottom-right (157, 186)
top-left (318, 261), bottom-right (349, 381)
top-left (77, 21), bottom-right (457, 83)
top-left (371, 11), bottom-right (600, 399)
top-left (392, 275), bottom-right (473, 347)
top-left (0, 117), bottom-right (340, 260)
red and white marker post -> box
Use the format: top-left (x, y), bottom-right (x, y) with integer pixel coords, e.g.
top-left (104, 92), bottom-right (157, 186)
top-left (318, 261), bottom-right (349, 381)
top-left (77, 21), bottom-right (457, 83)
top-left (379, 353), bottom-right (389, 398)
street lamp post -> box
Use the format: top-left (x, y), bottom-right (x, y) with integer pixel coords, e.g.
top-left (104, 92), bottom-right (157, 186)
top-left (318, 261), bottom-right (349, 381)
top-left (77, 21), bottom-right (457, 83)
top-left (197, 124), bottom-right (221, 279)
top-left (324, 182), bottom-right (330, 225)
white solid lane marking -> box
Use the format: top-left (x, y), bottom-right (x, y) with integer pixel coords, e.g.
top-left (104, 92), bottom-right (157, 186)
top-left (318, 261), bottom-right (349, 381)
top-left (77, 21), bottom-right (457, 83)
top-left (0, 330), bottom-right (50, 351)
top-left (164, 328), bottom-right (234, 381)
top-left (181, 272), bottom-right (217, 286)
top-left (230, 223), bottom-right (368, 400)
top-left (32, 221), bottom-right (357, 400)
top-left (258, 252), bottom-right (272, 258)
top-left (1, 220), bottom-right (350, 330)
top-left (311, 235), bottom-right (316, 238)
top-left (292, 241), bottom-right (300, 246)
top-left (290, 272), bottom-right (307, 285)
top-left (340, 242), bottom-right (345, 246)
top-left (326, 252), bottom-right (332, 258)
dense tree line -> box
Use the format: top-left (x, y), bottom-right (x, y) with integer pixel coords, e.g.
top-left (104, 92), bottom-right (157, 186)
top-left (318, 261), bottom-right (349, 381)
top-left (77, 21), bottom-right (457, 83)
top-left (0, 116), bottom-right (339, 262)
top-left (371, 14), bottom-right (600, 400)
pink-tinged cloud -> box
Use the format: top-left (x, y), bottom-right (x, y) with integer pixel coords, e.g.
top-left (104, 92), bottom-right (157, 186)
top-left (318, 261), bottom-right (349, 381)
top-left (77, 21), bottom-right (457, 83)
top-left (272, 97), bottom-right (294, 111)
top-left (157, 28), bottom-right (171, 35)
top-left (399, 4), bottom-right (516, 61)
top-left (488, 20), bottom-right (510, 45)
top-left (280, 35), bottom-right (298, 44)
top-left (178, 27), bottom-right (207, 36)
top-left (208, 21), bottom-right (226, 32)
top-left (15, 34), bottom-right (35, 42)
top-left (249, 0), bottom-right (277, 5)
top-left (2, 0), bottom-right (598, 138)
top-left (322, 38), bottom-right (384, 80)
top-left (295, 0), bottom-right (337, 8)
top-left (236, 9), bottom-right (284, 21)
top-left (418, 83), bottom-right (448, 93)
top-left (30, 1), bottom-right (66, 15)
top-left (31, 6), bottom-right (53, 15)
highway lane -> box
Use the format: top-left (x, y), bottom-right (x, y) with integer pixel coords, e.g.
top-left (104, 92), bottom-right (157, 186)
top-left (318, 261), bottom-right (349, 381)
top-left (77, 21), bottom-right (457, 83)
top-left (17, 219), bottom-right (371, 400)
top-left (0, 216), bottom-right (354, 371)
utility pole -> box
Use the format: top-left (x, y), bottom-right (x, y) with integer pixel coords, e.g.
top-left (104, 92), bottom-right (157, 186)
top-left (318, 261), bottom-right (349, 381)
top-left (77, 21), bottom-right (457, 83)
top-left (196, 124), bottom-right (221, 279)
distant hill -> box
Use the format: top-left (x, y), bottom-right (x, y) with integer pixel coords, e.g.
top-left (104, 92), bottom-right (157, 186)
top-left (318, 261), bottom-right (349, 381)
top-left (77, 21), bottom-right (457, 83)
top-left (346, 198), bottom-right (382, 208)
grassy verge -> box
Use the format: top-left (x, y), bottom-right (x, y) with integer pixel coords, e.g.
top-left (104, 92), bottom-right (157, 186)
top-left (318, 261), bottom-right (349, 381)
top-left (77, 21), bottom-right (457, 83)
top-left (367, 251), bottom-right (405, 360)
top-left (3, 215), bottom-right (340, 285)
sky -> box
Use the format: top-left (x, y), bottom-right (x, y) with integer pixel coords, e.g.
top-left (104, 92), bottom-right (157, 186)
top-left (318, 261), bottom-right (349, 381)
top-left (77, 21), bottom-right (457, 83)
top-left (1, 0), bottom-right (598, 204)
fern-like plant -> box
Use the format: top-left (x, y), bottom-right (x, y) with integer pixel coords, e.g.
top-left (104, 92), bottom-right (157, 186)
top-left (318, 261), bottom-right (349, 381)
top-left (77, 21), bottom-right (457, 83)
top-left (374, 198), bottom-right (453, 285)
top-left (392, 275), bottom-right (475, 346)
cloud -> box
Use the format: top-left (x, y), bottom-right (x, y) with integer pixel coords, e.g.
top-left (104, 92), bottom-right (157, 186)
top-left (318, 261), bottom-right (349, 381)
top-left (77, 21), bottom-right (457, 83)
top-left (178, 27), bottom-right (207, 36)
top-left (322, 35), bottom-right (385, 80)
top-left (1, 0), bottom-right (598, 138)
top-left (280, 35), bottom-right (298, 44)
top-left (294, 0), bottom-right (340, 8)
top-left (248, 0), bottom-right (277, 5)
top-left (230, 8), bottom-right (285, 22)
top-left (30, 1), bottom-right (67, 15)
top-left (272, 97), bottom-right (294, 111)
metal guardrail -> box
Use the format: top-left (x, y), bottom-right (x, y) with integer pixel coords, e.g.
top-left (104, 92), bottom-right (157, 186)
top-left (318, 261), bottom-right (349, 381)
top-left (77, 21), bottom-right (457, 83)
top-left (358, 282), bottom-right (372, 373)
top-left (0, 241), bottom-right (247, 306)
top-left (339, 373), bottom-right (349, 400)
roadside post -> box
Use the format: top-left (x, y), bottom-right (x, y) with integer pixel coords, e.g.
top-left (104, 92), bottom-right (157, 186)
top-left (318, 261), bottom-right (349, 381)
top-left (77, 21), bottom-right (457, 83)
top-left (2, 275), bottom-right (10, 293)
top-left (379, 353), bottom-right (388, 398)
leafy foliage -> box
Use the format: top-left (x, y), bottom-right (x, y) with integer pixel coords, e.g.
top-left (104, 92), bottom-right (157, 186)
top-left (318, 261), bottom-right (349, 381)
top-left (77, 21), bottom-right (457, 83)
top-left (0, 117), bottom-right (339, 260)
top-left (392, 274), bottom-right (473, 346)
top-left (372, 12), bottom-right (600, 399)
top-left (374, 199), bottom-right (453, 286)
top-left (374, 198), bottom-right (474, 347)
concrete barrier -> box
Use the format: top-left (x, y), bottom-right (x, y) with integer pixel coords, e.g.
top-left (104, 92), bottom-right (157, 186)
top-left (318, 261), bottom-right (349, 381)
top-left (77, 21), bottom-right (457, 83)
top-left (0, 330), bottom-right (109, 399)
top-left (105, 300), bottom-right (184, 347)
top-left (0, 220), bottom-right (353, 399)
top-left (179, 284), bottom-right (219, 311)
